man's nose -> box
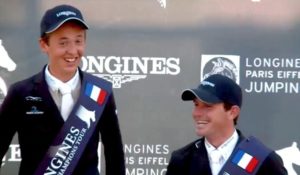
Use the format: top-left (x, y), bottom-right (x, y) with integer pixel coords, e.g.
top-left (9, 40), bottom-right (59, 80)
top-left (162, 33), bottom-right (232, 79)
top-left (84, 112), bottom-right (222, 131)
top-left (66, 42), bottom-right (78, 54)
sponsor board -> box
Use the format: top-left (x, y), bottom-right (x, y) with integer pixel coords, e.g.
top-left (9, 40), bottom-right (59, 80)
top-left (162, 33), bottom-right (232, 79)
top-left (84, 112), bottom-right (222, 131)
top-left (201, 55), bottom-right (300, 94)
top-left (81, 56), bottom-right (180, 88)
top-left (2, 143), bottom-right (170, 175)
top-left (2, 143), bottom-right (298, 174)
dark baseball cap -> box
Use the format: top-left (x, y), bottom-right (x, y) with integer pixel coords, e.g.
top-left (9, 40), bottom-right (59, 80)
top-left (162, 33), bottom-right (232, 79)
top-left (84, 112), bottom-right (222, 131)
top-left (181, 74), bottom-right (242, 107)
top-left (40, 4), bottom-right (89, 37)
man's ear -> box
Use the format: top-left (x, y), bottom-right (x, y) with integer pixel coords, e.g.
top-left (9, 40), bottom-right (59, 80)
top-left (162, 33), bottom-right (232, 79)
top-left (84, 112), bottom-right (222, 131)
top-left (230, 105), bottom-right (240, 120)
top-left (39, 38), bottom-right (48, 54)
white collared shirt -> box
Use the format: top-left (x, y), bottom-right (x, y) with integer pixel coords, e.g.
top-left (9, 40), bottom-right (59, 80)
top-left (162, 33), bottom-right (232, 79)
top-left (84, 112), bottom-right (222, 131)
top-left (45, 65), bottom-right (81, 111)
top-left (205, 130), bottom-right (239, 175)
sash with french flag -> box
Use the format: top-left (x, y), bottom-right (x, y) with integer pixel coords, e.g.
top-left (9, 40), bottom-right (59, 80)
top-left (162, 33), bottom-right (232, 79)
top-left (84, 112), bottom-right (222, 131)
top-left (219, 136), bottom-right (272, 175)
top-left (35, 73), bottom-right (112, 175)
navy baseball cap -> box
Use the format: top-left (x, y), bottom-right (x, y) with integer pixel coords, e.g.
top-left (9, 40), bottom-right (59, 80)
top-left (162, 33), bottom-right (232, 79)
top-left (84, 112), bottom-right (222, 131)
top-left (40, 4), bottom-right (89, 37)
top-left (181, 74), bottom-right (242, 107)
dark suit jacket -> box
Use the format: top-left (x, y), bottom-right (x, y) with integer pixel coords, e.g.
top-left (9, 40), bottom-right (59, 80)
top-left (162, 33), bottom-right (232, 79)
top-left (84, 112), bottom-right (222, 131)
top-left (166, 132), bottom-right (287, 175)
top-left (0, 67), bottom-right (125, 175)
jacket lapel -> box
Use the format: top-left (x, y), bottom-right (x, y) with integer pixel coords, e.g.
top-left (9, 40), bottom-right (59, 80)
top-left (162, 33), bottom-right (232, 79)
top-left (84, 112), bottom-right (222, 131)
top-left (190, 131), bottom-right (245, 175)
top-left (236, 130), bottom-right (246, 147)
top-left (32, 67), bottom-right (63, 122)
top-left (190, 139), bottom-right (212, 175)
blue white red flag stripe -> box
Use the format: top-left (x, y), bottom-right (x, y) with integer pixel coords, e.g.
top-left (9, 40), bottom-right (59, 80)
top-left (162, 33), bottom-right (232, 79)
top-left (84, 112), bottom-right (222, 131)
top-left (85, 83), bottom-right (107, 105)
top-left (232, 150), bottom-right (259, 173)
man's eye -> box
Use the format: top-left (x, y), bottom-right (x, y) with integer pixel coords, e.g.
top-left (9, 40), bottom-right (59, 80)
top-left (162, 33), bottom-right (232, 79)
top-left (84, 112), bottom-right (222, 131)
top-left (59, 41), bottom-right (67, 46)
top-left (76, 40), bottom-right (83, 45)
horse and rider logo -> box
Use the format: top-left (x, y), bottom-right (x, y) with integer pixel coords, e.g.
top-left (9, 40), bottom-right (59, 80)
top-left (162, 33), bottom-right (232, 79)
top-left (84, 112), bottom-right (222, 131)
top-left (157, 0), bottom-right (166, 8)
top-left (0, 39), bottom-right (17, 102)
top-left (276, 142), bottom-right (300, 175)
top-left (201, 54), bottom-right (240, 84)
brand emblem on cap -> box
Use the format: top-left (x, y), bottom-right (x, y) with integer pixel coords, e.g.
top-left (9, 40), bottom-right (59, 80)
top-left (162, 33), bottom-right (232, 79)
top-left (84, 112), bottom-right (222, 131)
top-left (56, 11), bottom-right (76, 17)
top-left (201, 80), bottom-right (215, 87)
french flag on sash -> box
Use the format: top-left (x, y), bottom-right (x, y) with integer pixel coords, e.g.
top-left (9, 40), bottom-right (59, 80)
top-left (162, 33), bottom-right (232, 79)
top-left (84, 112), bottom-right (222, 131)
top-left (232, 150), bottom-right (259, 173)
top-left (85, 83), bottom-right (107, 105)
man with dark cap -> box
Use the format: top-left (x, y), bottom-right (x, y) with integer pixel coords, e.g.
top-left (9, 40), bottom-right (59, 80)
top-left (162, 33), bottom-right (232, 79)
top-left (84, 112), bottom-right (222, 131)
top-left (0, 4), bottom-right (125, 175)
top-left (166, 74), bottom-right (287, 175)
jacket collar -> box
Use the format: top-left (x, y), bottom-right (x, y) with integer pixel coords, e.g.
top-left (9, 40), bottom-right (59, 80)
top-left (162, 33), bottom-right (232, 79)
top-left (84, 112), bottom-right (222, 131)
top-left (190, 129), bottom-right (245, 175)
top-left (31, 66), bottom-right (86, 122)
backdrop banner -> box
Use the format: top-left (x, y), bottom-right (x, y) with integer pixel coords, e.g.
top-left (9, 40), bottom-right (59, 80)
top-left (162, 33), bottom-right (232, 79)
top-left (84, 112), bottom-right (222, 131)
top-left (0, 0), bottom-right (300, 174)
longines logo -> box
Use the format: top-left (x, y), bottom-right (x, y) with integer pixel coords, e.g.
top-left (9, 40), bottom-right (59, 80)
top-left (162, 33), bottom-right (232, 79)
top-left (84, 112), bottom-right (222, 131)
top-left (0, 39), bottom-right (17, 103)
top-left (200, 54), bottom-right (240, 84)
top-left (81, 56), bottom-right (180, 88)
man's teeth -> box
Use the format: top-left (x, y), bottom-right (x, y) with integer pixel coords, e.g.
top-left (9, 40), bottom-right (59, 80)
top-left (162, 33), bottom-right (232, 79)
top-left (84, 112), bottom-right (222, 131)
top-left (66, 58), bottom-right (75, 62)
top-left (197, 121), bottom-right (208, 124)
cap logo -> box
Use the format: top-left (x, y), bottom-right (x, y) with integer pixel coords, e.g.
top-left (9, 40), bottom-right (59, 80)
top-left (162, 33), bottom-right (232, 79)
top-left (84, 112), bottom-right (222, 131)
top-left (201, 80), bottom-right (215, 87)
top-left (56, 11), bottom-right (76, 17)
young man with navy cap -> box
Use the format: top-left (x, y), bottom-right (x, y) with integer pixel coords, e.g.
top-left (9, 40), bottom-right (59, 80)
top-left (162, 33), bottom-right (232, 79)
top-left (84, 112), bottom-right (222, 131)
top-left (166, 74), bottom-right (287, 175)
top-left (0, 4), bottom-right (125, 175)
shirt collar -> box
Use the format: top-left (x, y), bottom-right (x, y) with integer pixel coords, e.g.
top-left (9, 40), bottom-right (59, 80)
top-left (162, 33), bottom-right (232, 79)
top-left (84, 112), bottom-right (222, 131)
top-left (45, 65), bottom-right (80, 92)
top-left (205, 130), bottom-right (239, 161)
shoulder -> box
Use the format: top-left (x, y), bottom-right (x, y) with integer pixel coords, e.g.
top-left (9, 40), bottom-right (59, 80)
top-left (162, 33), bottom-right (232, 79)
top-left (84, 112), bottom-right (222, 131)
top-left (80, 70), bottom-right (112, 88)
top-left (238, 135), bottom-right (287, 174)
top-left (3, 71), bottom-right (43, 106)
top-left (9, 71), bottom-right (42, 92)
top-left (257, 151), bottom-right (287, 174)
